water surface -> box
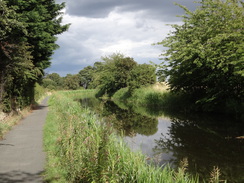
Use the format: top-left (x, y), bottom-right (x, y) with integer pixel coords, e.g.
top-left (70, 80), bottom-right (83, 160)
top-left (80, 97), bottom-right (244, 183)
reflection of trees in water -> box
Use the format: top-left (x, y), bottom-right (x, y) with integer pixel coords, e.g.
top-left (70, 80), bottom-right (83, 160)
top-left (102, 101), bottom-right (158, 136)
top-left (79, 98), bottom-right (158, 137)
top-left (80, 97), bottom-right (244, 182)
top-left (154, 115), bottom-right (244, 183)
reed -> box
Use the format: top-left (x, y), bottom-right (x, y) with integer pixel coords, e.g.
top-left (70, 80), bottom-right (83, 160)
top-left (44, 90), bottom-right (200, 183)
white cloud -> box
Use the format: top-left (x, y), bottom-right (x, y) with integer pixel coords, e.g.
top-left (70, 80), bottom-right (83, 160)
top-left (48, 0), bottom-right (195, 75)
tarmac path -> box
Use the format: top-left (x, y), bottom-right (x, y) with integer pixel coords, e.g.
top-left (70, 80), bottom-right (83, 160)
top-left (0, 97), bottom-right (49, 183)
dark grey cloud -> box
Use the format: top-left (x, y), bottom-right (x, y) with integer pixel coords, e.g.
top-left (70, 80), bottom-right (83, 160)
top-left (57, 0), bottom-right (198, 21)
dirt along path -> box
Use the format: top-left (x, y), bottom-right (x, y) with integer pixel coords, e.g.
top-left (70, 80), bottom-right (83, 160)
top-left (0, 97), bottom-right (49, 183)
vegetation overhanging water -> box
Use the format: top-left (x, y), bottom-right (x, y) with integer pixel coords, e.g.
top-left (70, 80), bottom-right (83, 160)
top-left (79, 88), bottom-right (244, 183)
top-left (43, 90), bottom-right (244, 183)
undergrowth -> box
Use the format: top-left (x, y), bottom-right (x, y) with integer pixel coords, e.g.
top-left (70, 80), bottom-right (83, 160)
top-left (0, 83), bottom-right (47, 139)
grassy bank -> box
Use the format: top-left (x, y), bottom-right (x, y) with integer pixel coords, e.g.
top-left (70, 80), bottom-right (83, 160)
top-left (112, 85), bottom-right (194, 117)
top-left (44, 90), bottom-right (200, 183)
top-left (112, 84), bottom-right (244, 119)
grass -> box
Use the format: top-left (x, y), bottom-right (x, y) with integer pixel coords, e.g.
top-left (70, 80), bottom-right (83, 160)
top-left (44, 90), bottom-right (201, 183)
top-left (112, 84), bottom-right (195, 119)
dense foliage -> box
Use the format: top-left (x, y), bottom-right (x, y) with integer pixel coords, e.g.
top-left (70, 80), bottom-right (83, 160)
top-left (94, 53), bottom-right (137, 97)
top-left (78, 66), bottom-right (94, 89)
top-left (158, 0), bottom-right (244, 112)
top-left (128, 63), bottom-right (156, 94)
top-left (0, 0), bottom-right (68, 112)
top-left (91, 53), bottom-right (156, 97)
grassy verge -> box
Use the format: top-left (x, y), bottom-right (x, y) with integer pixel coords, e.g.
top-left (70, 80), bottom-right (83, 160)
top-left (0, 83), bottom-right (48, 139)
top-left (0, 108), bottom-right (30, 139)
top-left (44, 90), bottom-right (199, 183)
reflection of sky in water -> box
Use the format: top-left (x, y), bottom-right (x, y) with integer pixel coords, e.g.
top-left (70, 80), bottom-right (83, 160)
top-left (79, 98), bottom-right (244, 182)
top-left (124, 118), bottom-right (176, 165)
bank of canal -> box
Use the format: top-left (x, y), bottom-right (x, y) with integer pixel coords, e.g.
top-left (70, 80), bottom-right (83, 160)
top-left (80, 97), bottom-right (244, 183)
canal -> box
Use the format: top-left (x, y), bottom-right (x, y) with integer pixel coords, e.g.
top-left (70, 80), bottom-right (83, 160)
top-left (79, 97), bottom-right (244, 183)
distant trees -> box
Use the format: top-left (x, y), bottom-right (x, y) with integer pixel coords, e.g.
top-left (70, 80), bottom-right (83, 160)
top-left (78, 66), bottom-right (94, 89)
top-left (157, 0), bottom-right (244, 111)
top-left (63, 74), bottom-right (80, 90)
top-left (42, 73), bottom-right (63, 90)
top-left (94, 54), bottom-right (137, 97)
top-left (42, 53), bottom-right (156, 95)
top-left (0, 0), bottom-right (68, 112)
top-left (43, 73), bottom-right (81, 90)
top-left (91, 53), bottom-right (156, 97)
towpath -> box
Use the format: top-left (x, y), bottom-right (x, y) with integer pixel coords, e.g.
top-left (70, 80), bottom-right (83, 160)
top-left (0, 97), bottom-right (48, 183)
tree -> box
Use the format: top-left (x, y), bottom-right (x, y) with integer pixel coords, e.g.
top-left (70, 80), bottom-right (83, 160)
top-left (0, 0), bottom-right (69, 111)
top-left (42, 78), bottom-right (57, 90)
top-left (89, 62), bottom-right (104, 89)
top-left (6, 0), bottom-right (70, 72)
top-left (128, 64), bottom-right (156, 94)
top-left (0, 1), bottom-right (38, 111)
top-left (158, 0), bottom-right (244, 111)
top-left (63, 74), bottom-right (80, 90)
top-left (95, 53), bottom-right (137, 97)
top-left (43, 73), bottom-right (63, 89)
top-left (6, 0), bottom-right (69, 102)
top-left (78, 66), bottom-right (94, 89)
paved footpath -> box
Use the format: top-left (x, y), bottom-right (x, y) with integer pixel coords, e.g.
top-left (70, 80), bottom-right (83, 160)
top-left (0, 97), bottom-right (49, 183)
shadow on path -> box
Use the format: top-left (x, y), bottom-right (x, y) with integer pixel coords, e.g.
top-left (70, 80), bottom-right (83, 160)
top-left (0, 171), bottom-right (44, 183)
top-left (0, 97), bottom-right (49, 183)
top-left (32, 105), bottom-right (49, 111)
top-left (0, 143), bottom-right (14, 146)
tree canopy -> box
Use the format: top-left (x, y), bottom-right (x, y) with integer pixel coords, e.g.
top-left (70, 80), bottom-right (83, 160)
top-left (91, 53), bottom-right (156, 97)
top-left (158, 0), bottom-right (244, 111)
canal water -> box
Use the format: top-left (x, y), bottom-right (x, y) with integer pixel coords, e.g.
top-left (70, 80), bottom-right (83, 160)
top-left (79, 97), bottom-right (244, 183)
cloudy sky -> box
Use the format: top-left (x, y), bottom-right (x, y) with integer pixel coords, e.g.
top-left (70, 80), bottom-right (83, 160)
top-left (46, 0), bottom-right (198, 76)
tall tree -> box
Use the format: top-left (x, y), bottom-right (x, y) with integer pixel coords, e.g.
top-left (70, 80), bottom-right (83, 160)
top-left (6, 0), bottom-right (69, 72)
top-left (0, 0), bottom-right (37, 111)
top-left (158, 0), bottom-right (244, 111)
top-left (0, 0), bottom-right (69, 111)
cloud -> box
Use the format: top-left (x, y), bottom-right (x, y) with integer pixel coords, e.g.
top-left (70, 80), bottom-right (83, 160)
top-left (48, 0), bottom-right (197, 76)
top-left (57, 0), bottom-right (197, 21)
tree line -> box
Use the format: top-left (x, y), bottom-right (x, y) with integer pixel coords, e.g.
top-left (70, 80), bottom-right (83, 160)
top-left (37, 0), bottom-right (244, 114)
top-left (43, 53), bottom-right (157, 97)
top-left (0, 0), bottom-right (69, 112)
top-left (1, 0), bottom-right (243, 114)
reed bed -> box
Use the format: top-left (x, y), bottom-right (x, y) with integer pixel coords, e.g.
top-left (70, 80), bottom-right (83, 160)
top-left (44, 90), bottom-right (199, 183)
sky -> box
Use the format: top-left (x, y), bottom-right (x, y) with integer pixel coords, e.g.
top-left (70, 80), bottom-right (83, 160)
top-left (46, 0), bottom-right (198, 76)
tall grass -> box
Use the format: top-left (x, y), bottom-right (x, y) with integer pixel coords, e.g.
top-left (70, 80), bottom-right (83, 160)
top-left (112, 85), bottom-right (194, 117)
top-left (44, 90), bottom-right (200, 183)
